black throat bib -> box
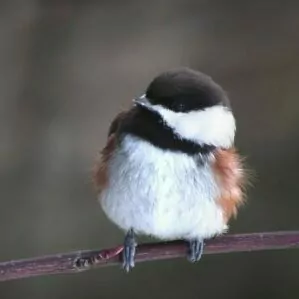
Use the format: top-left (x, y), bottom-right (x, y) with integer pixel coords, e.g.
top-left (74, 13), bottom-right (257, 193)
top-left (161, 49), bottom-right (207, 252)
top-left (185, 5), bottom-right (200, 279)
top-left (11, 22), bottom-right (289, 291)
top-left (120, 107), bottom-right (215, 156)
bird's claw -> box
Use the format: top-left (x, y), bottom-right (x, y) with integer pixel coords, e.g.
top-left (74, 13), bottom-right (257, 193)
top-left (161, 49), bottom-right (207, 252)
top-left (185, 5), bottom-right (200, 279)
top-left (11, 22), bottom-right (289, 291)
top-left (122, 229), bottom-right (137, 272)
top-left (187, 239), bottom-right (204, 262)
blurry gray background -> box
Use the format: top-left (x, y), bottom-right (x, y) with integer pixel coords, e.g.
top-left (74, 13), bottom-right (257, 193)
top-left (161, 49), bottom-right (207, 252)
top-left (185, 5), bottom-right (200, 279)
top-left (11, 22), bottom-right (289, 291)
top-left (1, 0), bottom-right (299, 298)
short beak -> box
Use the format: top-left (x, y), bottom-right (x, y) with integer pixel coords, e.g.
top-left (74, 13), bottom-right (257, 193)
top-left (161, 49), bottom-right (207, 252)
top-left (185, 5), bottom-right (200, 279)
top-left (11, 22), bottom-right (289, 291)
top-left (133, 95), bottom-right (151, 108)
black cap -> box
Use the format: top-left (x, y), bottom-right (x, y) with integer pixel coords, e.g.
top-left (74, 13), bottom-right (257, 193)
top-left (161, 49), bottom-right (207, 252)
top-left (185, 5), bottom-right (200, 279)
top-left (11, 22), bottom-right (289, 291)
top-left (145, 67), bottom-right (230, 113)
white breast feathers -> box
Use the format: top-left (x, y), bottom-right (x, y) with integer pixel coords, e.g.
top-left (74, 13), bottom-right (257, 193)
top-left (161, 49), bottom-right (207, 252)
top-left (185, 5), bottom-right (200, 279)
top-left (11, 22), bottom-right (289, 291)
top-left (100, 135), bottom-right (227, 240)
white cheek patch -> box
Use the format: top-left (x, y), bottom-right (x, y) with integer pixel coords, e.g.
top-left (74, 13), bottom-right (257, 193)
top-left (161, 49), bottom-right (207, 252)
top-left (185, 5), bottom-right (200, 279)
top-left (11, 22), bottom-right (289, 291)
top-left (152, 105), bottom-right (236, 148)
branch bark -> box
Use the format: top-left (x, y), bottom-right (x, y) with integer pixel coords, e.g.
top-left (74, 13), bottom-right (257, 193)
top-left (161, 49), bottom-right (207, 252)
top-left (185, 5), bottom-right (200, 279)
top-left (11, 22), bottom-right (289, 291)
top-left (1, 231), bottom-right (299, 282)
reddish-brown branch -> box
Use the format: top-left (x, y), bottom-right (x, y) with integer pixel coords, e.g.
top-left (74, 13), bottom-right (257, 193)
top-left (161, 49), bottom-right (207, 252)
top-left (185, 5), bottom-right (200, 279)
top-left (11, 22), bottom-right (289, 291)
top-left (1, 231), bottom-right (299, 282)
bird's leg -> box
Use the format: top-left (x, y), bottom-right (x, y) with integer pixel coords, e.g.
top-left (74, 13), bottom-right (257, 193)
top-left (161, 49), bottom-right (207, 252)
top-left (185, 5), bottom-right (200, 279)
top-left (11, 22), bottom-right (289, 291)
top-left (187, 238), bottom-right (204, 262)
top-left (122, 228), bottom-right (137, 272)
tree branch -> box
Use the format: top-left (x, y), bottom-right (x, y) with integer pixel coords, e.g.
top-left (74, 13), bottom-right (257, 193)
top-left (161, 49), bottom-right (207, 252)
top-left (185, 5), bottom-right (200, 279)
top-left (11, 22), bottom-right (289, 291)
top-left (1, 231), bottom-right (299, 282)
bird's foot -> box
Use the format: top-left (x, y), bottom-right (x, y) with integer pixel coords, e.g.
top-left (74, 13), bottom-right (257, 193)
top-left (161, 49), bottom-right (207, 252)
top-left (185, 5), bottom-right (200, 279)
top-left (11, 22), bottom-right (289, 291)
top-left (187, 238), bottom-right (204, 263)
top-left (122, 228), bottom-right (137, 272)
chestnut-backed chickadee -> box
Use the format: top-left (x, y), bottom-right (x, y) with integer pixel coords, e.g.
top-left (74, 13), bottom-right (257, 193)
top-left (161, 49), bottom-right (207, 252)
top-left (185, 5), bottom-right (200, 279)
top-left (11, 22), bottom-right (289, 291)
top-left (93, 67), bottom-right (245, 271)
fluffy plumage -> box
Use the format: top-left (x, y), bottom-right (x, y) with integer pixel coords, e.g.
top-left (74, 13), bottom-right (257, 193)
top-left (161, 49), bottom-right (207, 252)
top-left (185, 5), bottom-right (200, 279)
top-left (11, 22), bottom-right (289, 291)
top-left (99, 135), bottom-right (227, 240)
top-left (93, 67), bottom-right (245, 243)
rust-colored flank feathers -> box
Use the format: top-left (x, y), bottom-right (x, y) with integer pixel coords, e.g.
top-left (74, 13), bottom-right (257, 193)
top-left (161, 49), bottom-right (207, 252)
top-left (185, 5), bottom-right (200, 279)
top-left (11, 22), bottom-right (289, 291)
top-left (213, 148), bottom-right (245, 222)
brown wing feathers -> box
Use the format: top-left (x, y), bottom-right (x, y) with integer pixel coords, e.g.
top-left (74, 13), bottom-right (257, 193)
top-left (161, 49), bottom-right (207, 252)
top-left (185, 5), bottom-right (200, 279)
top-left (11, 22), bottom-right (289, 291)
top-left (92, 111), bottom-right (127, 192)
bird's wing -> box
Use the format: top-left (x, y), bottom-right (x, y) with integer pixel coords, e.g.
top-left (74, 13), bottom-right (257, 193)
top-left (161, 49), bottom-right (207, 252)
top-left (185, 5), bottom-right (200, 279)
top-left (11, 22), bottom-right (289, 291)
top-left (107, 111), bottom-right (128, 137)
top-left (92, 111), bottom-right (128, 192)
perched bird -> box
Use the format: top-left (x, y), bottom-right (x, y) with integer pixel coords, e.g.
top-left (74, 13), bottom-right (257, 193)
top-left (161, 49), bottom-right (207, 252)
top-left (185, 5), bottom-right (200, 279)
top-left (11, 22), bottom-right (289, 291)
top-left (93, 67), bottom-right (245, 271)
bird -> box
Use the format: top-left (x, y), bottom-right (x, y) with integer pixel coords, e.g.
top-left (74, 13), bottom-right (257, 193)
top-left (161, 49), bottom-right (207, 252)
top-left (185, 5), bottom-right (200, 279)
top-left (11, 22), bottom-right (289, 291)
top-left (92, 67), bottom-right (245, 272)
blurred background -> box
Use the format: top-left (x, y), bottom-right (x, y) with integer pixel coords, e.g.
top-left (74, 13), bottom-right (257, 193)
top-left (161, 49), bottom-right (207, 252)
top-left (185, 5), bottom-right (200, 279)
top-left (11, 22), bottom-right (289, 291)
top-left (1, 0), bottom-right (299, 298)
